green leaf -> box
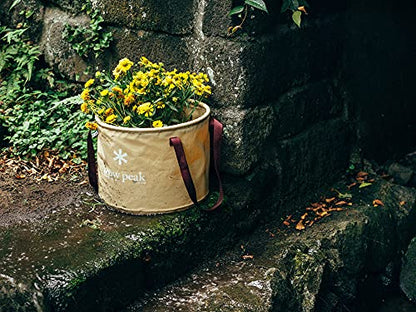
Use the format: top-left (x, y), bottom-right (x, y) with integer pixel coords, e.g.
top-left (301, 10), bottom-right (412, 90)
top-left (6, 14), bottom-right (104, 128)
top-left (359, 182), bottom-right (372, 188)
top-left (9, 0), bottom-right (22, 11)
top-left (244, 0), bottom-right (268, 13)
top-left (229, 5), bottom-right (245, 16)
top-left (292, 10), bottom-right (302, 28)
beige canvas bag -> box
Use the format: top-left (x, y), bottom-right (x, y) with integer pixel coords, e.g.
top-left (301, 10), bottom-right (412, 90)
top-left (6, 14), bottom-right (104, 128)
top-left (87, 102), bottom-right (223, 215)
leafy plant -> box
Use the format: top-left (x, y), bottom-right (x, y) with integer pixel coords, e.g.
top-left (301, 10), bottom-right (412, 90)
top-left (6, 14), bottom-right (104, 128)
top-left (0, 26), bottom-right (91, 159)
top-left (229, 0), bottom-right (309, 35)
top-left (62, 1), bottom-right (113, 59)
top-left (81, 57), bottom-right (212, 129)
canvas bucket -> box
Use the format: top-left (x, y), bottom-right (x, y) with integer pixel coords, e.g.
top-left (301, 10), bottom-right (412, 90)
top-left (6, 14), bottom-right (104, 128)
top-left (88, 102), bottom-right (222, 215)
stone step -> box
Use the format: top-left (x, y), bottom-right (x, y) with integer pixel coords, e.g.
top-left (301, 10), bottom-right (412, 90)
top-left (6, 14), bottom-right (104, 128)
top-left (130, 179), bottom-right (416, 312)
top-left (0, 171), bottom-right (245, 312)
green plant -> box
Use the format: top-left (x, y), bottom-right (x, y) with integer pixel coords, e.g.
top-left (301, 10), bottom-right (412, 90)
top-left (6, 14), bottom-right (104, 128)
top-left (229, 0), bottom-right (309, 35)
top-left (81, 57), bottom-right (211, 129)
top-left (0, 26), bottom-right (91, 159)
top-left (62, 1), bottom-right (113, 59)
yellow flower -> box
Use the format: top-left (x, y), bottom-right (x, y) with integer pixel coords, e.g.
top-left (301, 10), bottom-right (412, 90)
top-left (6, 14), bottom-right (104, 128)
top-left (84, 79), bottom-right (94, 88)
top-left (172, 97), bottom-right (178, 102)
top-left (85, 121), bottom-right (98, 130)
top-left (132, 105), bottom-right (137, 112)
top-left (124, 93), bottom-right (135, 106)
top-left (80, 88), bottom-right (90, 101)
top-left (80, 102), bottom-right (89, 113)
top-left (203, 85), bottom-right (212, 95)
top-left (95, 71), bottom-right (101, 78)
top-left (98, 108), bottom-right (105, 115)
top-left (104, 108), bottom-right (114, 116)
top-left (105, 114), bottom-right (117, 123)
top-left (118, 58), bottom-right (134, 72)
top-left (123, 116), bottom-right (131, 124)
top-left (139, 56), bottom-right (150, 66)
top-left (152, 120), bottom-right (163, 128)
top-left (138, 102), bottom-right (154, 117)
top-left (155, 101), bottom-right (165, 109)
top-left (112, 86), bottom-right (123, 94)
top-left (113, 69), bottom-right (121, 80)
top-left (112, 86), bottom-right (124, 98)
top-left (100, 89), bottom-right (109, 97)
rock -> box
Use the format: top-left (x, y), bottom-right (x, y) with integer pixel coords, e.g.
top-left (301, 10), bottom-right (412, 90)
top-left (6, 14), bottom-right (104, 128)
top-left (133, 180), bottom-right (416, 312)
top-left (109, 27), bottom-right (191, 71)
top-left (39, 7), bottom-right (90, 80)
top-left (46, 0), bottom-right (85, 14)
top-left (91, 0), bottom-right (195, 35)
top-left (0, 170), bottom-right (269, 312)
top-left (0, 0), bottom-right (45, 42)
top-left (276, 118), bottom-right (351, 201)
top-left (272, 79), bottom-right (344, 139)
top-left (214, 105), bottom-right (274, 175)
top-left (401, 237), bottom-right (416, 301)
top-left (388, 163), bottom-right (414, 186)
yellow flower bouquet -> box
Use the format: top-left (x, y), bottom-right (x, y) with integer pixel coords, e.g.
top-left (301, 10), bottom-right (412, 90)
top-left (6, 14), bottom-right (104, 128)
top-left (80, 56), bottom-right (212, 129)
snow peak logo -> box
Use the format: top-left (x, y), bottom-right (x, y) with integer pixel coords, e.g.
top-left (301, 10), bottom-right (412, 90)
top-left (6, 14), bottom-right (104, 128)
top-left (103, 167), bottom-right (146, 184)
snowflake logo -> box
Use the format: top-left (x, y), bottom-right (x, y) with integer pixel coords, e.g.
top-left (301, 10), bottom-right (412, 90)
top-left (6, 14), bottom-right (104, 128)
top-left (113, 149), bottom-right (128, 165)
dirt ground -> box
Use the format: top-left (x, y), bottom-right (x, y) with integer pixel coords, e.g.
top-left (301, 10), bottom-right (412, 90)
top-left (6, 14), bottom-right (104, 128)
top-left (0, 168), bottom-right (88, 227)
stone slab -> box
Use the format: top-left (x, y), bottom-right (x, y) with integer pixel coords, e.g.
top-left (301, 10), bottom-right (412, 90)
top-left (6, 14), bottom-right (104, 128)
top-left (275, 118), bottom-right (351, 200)
top-left (0, 167), bottom-right (273, 311)
top-left (91, 0), bottom-right (195, 35)
top-left (109, 27), bottom-right (191, 72)
top-left (401, 237), bottom-right (416, 301)
top-left (39, 7), bottom-right (90, 81)
top-left (133, 180), bottom-right (416, 311)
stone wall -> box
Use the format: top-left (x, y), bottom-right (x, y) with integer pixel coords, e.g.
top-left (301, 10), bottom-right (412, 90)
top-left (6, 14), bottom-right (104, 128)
top-left (0, 0), bottom-right (352, 219)
top-left (343, 0), bottom-right (416, 161)
top-left (3, 0), bottom-right (414, 219)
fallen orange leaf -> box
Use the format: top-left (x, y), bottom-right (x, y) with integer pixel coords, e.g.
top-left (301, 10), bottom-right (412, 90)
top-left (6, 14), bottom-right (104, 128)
top-left (400, 201), bottom-right (406, 206)
top-left (283, 220), bottom-right (290, 226)
top-left (242, 254), bottom-right (254, 260)
top-left (336, 201), bottom-right (348, 206)
top-left (347, 182), bottom-right (357, 189)
top-left (325, 197), bottom-right (336, 203)
top-left (298, 6), bottom-right (308, 14)
top-left (373, 199), bottom-right (384, 207)
top-left (295, 220), bottom-right (305, 231)
top-left (300, 213), bottom-right (308, 220)
top-left (356, 171), bottom-right (369, 178)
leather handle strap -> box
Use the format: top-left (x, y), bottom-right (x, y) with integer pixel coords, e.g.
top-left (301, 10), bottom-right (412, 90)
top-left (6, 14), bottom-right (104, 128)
top-left (169, 137), bottom-right (198, 206)
top-left (87, 130), bottom-right (98, 193)
top-left (205, 117), bottom-right (224, 211)
top-left (170, 117), bottom-right (224, 211)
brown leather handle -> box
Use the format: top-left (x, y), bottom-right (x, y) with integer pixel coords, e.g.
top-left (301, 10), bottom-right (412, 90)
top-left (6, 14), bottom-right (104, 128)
top-left (169, 117), bottom-right (224, 211)
top-left (169, 137), bottom-right (198, 205)
top-left (87, 131), bottom-right (98, 193)
top-left (205, 117), bottom-right (224, 211)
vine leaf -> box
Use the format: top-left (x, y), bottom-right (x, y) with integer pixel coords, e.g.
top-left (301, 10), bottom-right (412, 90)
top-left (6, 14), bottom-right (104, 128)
top-left (229, 5), bottom-right (245, 16)
top-left (292, 10), bottom-right (302, 27)
top-left (244, 0), bottom-right (268, 13)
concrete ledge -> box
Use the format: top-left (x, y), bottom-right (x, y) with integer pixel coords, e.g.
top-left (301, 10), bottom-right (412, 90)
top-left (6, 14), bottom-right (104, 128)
top-left (135, 180), bottom-right (416, 311)
top-left (0, 176), bottom-right (240, 311)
